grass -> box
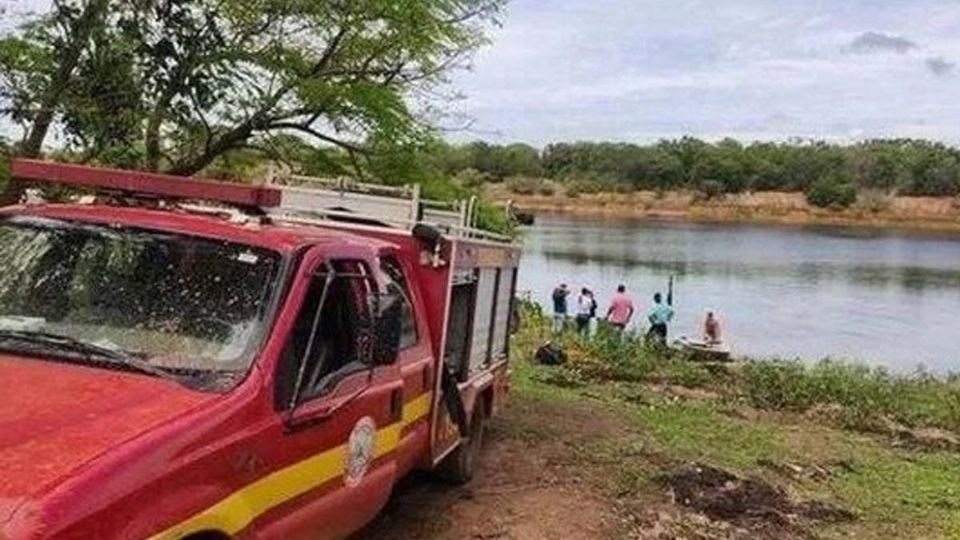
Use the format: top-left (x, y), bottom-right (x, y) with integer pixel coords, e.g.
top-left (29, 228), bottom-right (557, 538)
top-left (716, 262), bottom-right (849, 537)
top-left (742, 361), bottom-right (960, 433)
top-left (509, 302), bottom-right (960, 539)
top-left (517, 299), bottom-right (960, 435)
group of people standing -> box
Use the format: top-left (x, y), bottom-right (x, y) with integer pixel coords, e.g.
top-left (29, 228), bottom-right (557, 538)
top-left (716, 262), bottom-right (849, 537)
top-left (551, 283), bottom-right (677, 343)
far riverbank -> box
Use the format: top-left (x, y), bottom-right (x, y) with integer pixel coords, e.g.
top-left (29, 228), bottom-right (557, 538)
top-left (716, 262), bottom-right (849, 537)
top-left (492, 189), bottom-right (960, 233)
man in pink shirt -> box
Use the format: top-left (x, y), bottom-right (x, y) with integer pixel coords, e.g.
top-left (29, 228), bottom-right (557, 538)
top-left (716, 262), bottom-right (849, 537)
top-left (606, 284), bottom-right (635, 331)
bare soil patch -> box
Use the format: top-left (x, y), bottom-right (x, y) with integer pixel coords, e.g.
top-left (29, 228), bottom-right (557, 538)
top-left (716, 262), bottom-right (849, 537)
top-left (654, 463), bottom-right (855, 539)
top-left (355, 395), bottom-right (859, 540)
top-left (353, 399), bottom-right (618, 540)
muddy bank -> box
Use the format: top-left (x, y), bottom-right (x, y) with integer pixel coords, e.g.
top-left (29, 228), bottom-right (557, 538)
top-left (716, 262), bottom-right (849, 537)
top-left (497, 190), bottom-right (960, 232)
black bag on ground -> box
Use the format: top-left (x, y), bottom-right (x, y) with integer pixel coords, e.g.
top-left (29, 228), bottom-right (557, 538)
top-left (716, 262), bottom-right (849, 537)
top-left (535, 341), bottom-right (567, 366)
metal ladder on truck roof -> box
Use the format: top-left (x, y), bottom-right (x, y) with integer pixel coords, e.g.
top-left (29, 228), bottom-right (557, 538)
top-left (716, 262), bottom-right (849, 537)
top-left (265, 171), bottom-right (512, 244)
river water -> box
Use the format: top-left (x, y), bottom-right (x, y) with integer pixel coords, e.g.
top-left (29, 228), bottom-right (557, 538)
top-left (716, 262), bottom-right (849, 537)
top-left (518, 215), bottom-right (960, 374)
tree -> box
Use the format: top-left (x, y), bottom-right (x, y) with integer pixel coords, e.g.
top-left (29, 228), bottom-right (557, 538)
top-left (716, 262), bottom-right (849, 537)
top-left (626, 147), bottom-right (683, 189)
top-left (806, 175), bottom-right (857, 209)
top-left (0, 0), bottom-right (111, 201)
top-left (0, 0), bottom-right (505, 180)
top-left (2, 0), bottom-right (112, 158)
top-left (866, 152), bottom-right (902, 191)
top-left (497, 143), bottom-right (542, 178)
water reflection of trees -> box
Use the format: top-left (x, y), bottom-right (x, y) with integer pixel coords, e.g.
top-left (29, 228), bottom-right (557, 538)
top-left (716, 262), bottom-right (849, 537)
top-left (541, 250), bottom-right (960, 292)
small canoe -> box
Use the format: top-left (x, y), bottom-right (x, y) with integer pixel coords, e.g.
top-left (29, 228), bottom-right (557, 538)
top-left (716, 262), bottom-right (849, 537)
top-left (672, 337), bottom-right (732, 362)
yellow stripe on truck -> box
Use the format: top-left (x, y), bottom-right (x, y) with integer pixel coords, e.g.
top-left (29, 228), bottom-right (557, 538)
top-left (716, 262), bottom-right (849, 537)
top-left (147, 392), bottom-right (432, 540)
top-left (401, 391), bottom-right (431, 428)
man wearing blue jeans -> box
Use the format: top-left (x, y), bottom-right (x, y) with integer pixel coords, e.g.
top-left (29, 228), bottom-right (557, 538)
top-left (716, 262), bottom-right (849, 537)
top-left (552, 283), bottom-right (569, 333)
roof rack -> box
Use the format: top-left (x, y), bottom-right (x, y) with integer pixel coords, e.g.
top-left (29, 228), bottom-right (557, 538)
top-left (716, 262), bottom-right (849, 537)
top-left (7, 159), bottom-right (514, 244)
top-left (266, 171), bottom-right (513, 244)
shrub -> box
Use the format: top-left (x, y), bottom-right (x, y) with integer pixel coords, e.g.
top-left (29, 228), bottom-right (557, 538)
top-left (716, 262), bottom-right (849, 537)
top-left (565, 178), bottom-right (607, 198)
top-left (506, 176), bottom-right (541, 195)
top-left (741, 360), bottom-right (960, 432)
top-left (472, 200), bottom-right (515, 237)
top-left (538, 183), bottom-right (556, 196)
top-left (805, 177), bottom-right (857, 209)
top-left (855, 190), bottom-right (892, 213)
top-left (569, 178), bottom-right (604, 194)
top-left (742, 361), bottom-right (814, 410)
top-left (561, 331), bottom-right (658, 383)
top-left (697, 179), bottom-right (725, 200)
top-left (454, 168), bottom-right (487, 189)
top-left (662, 360), bottom-right (712, 388)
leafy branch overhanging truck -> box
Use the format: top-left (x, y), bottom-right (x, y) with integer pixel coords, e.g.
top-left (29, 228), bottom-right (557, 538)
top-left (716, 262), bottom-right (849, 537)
top-left (0, 159), bottom-right (520, 540)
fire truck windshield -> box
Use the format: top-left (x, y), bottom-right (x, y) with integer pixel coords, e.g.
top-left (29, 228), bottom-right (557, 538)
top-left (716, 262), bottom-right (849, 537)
top-left (0, 216), bottom-right (283, 387)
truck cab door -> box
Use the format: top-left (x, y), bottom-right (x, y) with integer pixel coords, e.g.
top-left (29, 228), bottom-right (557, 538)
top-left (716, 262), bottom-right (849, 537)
top-left (377, 251), bottom-right (435, 475)
top-left (260, 252), bottom-right (404, 540)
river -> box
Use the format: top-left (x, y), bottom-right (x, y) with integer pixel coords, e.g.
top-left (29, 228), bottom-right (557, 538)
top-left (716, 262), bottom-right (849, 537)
top-left (518, 215), bottom-right (960, 374)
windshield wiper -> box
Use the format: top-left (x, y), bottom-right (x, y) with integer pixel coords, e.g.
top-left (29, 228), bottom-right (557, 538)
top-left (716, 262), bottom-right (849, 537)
top-left (0, 329), bottom-right (183, 384)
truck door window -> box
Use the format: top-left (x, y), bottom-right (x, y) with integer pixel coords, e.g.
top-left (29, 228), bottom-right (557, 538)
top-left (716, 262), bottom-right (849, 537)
top-left (380, 256), bottom-right (417, 350)
top-left (279, 260), bottom-right (375, 406)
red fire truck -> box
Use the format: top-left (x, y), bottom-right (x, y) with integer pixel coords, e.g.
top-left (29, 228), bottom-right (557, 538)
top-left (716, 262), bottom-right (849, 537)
top-left (0, 159), bottom-right (520, 540)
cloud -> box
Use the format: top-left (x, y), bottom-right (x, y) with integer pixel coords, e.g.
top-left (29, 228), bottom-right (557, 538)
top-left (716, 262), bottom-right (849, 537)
top-left (925, 56), bottom-right (955, 76)
top-left (448, 0), bottom-right (960, 145)
top-left (848, 32), bottom-right (918, 54)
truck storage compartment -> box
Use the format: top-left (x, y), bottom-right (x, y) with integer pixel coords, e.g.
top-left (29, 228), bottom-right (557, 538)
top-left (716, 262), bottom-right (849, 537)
top-left (467, 268), bottom-right (497, 376)
top-left (443, 266), bottom-right (517, 382)
top-left (444, 270), bottom-right (477, 380)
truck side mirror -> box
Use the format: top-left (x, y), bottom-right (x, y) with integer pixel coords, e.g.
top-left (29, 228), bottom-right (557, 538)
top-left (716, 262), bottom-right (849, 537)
top-left (372, 292), bottom-right (402, 366)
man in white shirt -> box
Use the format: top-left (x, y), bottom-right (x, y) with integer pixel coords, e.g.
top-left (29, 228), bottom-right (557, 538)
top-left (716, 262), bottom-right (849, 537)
top-left (575, 288), bottom-right (596, 335)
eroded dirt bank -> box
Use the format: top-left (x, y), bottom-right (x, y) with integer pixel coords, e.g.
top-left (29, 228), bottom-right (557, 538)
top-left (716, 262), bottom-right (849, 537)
top-left (496, 190), bottom-right (960, 232)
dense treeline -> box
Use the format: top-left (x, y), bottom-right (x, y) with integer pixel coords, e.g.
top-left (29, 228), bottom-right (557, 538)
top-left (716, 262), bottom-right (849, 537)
top-left (425, 138), bottom-right (960, 207)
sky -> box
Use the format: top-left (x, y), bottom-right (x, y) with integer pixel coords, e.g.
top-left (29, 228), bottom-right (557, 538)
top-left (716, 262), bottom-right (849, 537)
top-left (447, 0), bottom-right (960, 145)
top-left (3, 0), bottom-right (960, 147)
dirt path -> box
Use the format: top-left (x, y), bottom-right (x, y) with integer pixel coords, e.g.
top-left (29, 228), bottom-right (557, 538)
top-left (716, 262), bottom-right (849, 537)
top-left (354, 388), bottom-right (871, 540)
top-left (354, 399), bottom-right (618, 540)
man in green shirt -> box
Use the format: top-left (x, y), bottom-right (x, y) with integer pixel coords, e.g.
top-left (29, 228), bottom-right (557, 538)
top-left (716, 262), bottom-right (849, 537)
top-left (646, 292), bottom-right (674, 344)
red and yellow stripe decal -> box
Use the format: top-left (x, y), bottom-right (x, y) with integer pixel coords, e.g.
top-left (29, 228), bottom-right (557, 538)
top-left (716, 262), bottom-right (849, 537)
top-left (147, 392), bottom-right (432, 540)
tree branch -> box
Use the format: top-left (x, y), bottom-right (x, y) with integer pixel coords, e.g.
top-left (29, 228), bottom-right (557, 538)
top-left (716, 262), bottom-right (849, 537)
top-left (267, 121), bottom-right (366, 154)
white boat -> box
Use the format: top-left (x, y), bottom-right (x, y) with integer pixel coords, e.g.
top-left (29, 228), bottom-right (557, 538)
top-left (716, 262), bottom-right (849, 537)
top-left (672, 336), bottom-right (732, 362)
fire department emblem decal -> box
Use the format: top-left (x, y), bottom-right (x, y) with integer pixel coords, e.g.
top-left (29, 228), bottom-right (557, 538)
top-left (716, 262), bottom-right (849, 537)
top-left (344, 417), bottom-right (376, 487)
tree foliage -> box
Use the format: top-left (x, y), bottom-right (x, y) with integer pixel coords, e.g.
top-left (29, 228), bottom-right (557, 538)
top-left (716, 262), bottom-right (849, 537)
top-left (805, 176), bottom-right (857, 209)
top-left (423, 137), bottom-right (960, 199)
top-left (0, 0), bottom-right (504, 176)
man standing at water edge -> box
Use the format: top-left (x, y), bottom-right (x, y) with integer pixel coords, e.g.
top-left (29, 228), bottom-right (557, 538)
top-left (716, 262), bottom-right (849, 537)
top-left (646, 292), bottom-right (674, 344)
top-left (576, 288), bottom-right (597, 336)
top-left (605, 284), bottom-right (634, 332)
top-left (552, 283), bottom-right (570, 333)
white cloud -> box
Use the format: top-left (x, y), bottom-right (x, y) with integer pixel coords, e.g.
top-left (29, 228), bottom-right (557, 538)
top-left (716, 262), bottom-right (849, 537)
top-left (450, 0), bottom-right (960, 145)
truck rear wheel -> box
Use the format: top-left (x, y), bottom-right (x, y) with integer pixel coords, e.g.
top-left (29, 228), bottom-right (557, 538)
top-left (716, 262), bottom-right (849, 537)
top-left (439, 406), bottom-right (485, 484)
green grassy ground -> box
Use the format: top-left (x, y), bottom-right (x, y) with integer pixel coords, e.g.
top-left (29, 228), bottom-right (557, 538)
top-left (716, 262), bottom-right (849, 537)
top-left (512, 307), bottom-right (960, 539)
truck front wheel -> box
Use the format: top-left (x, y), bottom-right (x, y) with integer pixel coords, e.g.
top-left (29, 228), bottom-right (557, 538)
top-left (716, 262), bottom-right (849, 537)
top-left (439, 406), bottom-right (486, 484)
